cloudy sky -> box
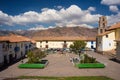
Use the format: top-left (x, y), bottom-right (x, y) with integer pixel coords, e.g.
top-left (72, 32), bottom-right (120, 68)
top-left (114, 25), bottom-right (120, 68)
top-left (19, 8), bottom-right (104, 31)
top-left (0, 0), bottom-right (120, 30)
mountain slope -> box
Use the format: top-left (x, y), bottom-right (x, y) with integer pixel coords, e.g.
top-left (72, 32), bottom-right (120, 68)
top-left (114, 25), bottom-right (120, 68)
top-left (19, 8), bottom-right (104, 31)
top-left (0, 26), bottom-right (98, 38)
top-left (31, 27), bottom-right (97, 38)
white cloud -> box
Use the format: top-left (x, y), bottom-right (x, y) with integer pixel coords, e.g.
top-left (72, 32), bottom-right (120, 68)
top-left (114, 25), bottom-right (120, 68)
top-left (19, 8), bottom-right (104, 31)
top-left (79, 24), bottom-right (94, 28)
top-left (109, 5), bottom-right (119, 12)
top-left (107, 12), bottom-right (120, 25)
top-left (0, 11), bottom-right (13, 26)
top-left (29, 25), bottom-right (47, 30)
top-left (101, 0), bottom-right (120, 5)
top-left (29, 25), bottom-right (55, 30)
top-left (57, 6), bottom-right (63, 9)
top-left (0, 5), bottom-right (101, 26)
top-left (88, 7), bottom-right (96, 11)
top-left (66, 23), bottom-right (94, 28)
top-left (0, 5), bottom-right (120, 29)
top-left (41, 8), bottom-right (49, 11)
top-left (54, 5), bottom-right (63, 9)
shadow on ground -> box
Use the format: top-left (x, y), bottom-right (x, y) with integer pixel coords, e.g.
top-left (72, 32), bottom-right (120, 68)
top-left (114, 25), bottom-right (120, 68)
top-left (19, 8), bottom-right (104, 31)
top-left (109, 58), bottom-right (120, 64)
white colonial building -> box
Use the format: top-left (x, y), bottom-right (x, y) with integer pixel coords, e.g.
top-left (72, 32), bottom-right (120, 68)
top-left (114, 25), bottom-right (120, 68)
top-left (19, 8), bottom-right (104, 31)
top-left (96, 31), bottom-right (116, 52)
top-left (96, 16), bottom-right (116, 53)
top-left (0, 34), bottom-right (35, 67)
top-left (33, 36), bottom-right (96, 49)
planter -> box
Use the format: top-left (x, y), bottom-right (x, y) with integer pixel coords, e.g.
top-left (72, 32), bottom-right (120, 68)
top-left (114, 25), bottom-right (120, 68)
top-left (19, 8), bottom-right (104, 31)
top-left (76, 63), bottom-right (105, 68)
top-left (18, 60), bottom-right (49, 69)
top-left (18, 64), bottom-right (45, 69)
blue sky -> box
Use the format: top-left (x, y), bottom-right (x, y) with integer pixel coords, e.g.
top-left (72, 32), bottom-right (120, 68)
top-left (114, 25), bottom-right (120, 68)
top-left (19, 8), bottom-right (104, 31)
top-left (0, 0), bottom-right (120, 30)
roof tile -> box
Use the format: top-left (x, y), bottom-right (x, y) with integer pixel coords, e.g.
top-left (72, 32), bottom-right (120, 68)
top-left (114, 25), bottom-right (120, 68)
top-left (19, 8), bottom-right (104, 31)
top-left (109, 22), bottom-right (120, 30)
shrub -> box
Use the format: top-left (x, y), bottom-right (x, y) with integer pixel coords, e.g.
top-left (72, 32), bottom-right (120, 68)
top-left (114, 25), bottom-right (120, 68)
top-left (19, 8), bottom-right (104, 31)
top-left (27, 49), bottom-right (46, 63)
top-left (70, 40), bottom-right (86, 54)
top-left (80, 54), bottom-right (97, 63)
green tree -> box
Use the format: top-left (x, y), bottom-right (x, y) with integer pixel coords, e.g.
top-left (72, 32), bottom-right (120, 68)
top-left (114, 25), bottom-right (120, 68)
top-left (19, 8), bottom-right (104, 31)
top-left (27, 51), bottom-right (38, 63)
top-left (70, 40), bottom-right (86, 54)
top-left (27, 49), bottom-right (46, 63)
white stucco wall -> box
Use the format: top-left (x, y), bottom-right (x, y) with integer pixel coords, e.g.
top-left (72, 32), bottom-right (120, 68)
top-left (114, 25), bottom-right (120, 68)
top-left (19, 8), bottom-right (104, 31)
top-left (9, 41), bottom-right (31, 60)
top-left (102, 32), bottom-right (116, 51)
top-left (36, 42), bottom-right (40, 48)
top-left (86, 41), bottom-right (96, 49)
top-left (0, 41), bottom-right (33, 66)
top-left (0, 42), bottom-right (9, 65)
top-left (36, 41), bottom-right (96, 49)
top-left (47, 41), bottom-right (64, 48)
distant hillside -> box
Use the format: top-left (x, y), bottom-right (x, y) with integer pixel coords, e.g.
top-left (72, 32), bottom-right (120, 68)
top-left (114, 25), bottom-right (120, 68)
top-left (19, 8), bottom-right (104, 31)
top-left (0, 26), bottom-right (98, 38)
top-left (30, 26), bottom-right (97, 38)
top-left (0, 30), bottom-right (15, 36)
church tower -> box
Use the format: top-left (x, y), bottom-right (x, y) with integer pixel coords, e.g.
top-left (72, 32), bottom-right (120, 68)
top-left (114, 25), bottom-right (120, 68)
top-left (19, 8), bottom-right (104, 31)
top-left (98, 16), bottom-right (107, 34)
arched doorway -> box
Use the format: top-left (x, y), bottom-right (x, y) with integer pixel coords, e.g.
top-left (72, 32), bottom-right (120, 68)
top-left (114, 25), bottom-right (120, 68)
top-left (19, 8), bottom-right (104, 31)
top-left (9, 54), bottom-right (14, 63)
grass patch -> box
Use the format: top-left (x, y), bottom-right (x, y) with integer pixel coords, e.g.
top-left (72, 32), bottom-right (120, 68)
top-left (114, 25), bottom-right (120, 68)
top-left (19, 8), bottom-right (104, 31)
top-left (76, 63), bottom-right (105, 68)
top-left (18, 63), bottom-right (45, 69)
top-left (13, 76), bottom-right (113, 80)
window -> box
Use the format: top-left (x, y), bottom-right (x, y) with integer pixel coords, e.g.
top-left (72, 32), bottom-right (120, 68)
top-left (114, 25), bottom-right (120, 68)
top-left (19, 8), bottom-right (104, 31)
top-left (2, 44), bottom-right (5, 48)
top-left (64, 41), bottom-right (66, 43)
top-left (103, 18), bottom-right (104, 21)
top-left (103, 23), bottom-right (105, 27)
top-left (91, 41), bottom-right (93, 44)
top-left (63, 44), bottom-right (67, 48)
top-left (45, 45), bottom-right (48, 48)
top-left (40, 45), bottom-right (42, 48)
top-left (116, 43), bottom-right (118, 46)
top-left (9, 45), bottom-right (12, 48)
top-left (106, 35), bottom-right (108, 38)
top-left (100, 29), bottom-right (103, 33)
top-left (109, 43), bottom-right (111, 46)
top-left (91, 45), bottom-right (93, 49)
top-left (21, 52), bottom-right (23, 56)
top-left (99, 41), bottom-right (101, 44)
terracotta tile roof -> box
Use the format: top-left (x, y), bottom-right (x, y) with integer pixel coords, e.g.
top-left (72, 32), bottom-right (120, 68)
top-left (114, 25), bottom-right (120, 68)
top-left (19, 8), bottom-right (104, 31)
top-left (0, 34), bottom-right (35, 43)
top-left (32, 36), bottom-right (96, 41)
top-left (97, 31), bottom-right (113, 36)
top-left (8, 34), bottom-right (30, 42)
top-left (31, 40), bottom-right (36, 43)
top-left (109, 22), bottom-right (120, 30)
top-left (0, 36), bottom-right (9, 41)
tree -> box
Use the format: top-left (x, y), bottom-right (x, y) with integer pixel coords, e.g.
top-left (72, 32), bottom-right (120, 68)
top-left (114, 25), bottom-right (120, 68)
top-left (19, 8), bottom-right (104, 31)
top-left (27, 51), bottom-right (38, 63)
top-left (27, 49), bottom-right (46, 63)
top-left (70, 40), bottom-right (86, 54)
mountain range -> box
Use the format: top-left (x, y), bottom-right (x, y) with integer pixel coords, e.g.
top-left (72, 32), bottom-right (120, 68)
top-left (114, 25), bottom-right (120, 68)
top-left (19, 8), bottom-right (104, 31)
top-left (0, 26), bottom-right (98, 38)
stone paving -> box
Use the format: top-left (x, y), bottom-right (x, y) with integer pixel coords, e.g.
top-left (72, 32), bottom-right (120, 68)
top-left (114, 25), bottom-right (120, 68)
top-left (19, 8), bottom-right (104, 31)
top-left (0, 51), bottom-right (120, 80)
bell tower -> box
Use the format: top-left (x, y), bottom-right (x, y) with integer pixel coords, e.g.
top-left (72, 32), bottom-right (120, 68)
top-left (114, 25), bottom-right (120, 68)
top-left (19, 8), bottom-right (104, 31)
top-left (98, 16), bottom-right (107, 34)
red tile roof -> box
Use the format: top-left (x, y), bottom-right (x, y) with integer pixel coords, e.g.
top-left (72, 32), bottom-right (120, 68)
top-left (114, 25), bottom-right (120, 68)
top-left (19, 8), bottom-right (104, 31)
top-left (97, 31), bottom-right (113, 36)
top-left (109, 22), bottom-right (120, 30)
top-left (0, 34), bottom-right (35, 43)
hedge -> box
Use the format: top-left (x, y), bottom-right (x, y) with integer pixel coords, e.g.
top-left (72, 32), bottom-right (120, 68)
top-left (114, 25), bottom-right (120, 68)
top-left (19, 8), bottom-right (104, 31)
top-left (18, 64), bottom-right (45, 69)
top-left (76, 63), bottom-right (105, 68)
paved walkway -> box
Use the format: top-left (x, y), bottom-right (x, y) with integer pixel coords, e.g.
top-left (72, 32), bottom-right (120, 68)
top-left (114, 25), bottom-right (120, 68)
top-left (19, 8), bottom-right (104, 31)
top-left (0, 51), bottom-right (120, 80)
